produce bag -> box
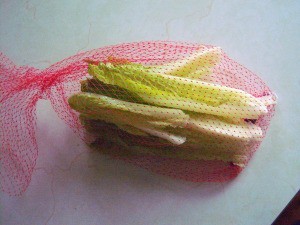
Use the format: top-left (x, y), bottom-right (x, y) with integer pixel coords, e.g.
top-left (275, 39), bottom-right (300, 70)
top-left (0, 41), bottom-right (277, 196)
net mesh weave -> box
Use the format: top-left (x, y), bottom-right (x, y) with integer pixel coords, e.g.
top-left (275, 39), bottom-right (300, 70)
top-left (0, 41), bottom-right (276, 196)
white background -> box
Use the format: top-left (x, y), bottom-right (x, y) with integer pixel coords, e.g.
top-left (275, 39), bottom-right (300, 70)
top-left (1, 0), bottom-right (300, 224)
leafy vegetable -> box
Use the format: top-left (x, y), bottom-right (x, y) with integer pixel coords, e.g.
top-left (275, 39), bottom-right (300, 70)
top-left (151, 46), bottom-right (222, 79)
top-left (88, 61), bottom-right (267, 119)
top-left (81, 78), bottom-right (146, 103)
top-left (68, 93), bottom-right (188, 145)
top-left (69, 92), bottom-right (188, 123)
top-left (186, 112), bottom-right (263, 141)
top-left (68, 48), bottom-right (272, 165)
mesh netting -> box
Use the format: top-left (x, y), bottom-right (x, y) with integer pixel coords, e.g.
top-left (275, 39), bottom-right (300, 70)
top-left (0, 41), bottom-right (276, 196)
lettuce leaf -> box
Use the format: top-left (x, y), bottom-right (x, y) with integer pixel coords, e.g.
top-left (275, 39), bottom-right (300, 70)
top-left (186, 113), bottom-right (263, 141)
top-left (68, 93), bottom-right (188, 145)
top-left (150, 46), bottom-right (222, 79)
top-left (81, 78), bottom-right (146, 103)
top-left (88, 62), bottom-right (267, 119)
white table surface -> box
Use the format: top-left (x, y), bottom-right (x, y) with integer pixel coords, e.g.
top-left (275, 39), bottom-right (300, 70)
top-left (1, 1), bottom-right (300, 224)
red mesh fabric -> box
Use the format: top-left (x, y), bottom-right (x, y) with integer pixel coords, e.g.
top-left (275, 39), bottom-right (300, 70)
top-left (0, 41), bottom-right (276, 196)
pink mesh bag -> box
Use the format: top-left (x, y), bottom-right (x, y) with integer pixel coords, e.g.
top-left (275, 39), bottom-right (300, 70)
top-left (0, 41), bottom-right (276, 196)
